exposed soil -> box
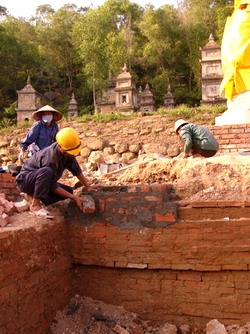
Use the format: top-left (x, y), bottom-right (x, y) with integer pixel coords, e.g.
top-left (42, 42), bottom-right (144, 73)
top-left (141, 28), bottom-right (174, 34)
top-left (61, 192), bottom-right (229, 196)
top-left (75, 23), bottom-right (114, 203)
top-left (66, 114), bottom-right (250, 202)
top-left (108, 153), bottom-right (250, 202)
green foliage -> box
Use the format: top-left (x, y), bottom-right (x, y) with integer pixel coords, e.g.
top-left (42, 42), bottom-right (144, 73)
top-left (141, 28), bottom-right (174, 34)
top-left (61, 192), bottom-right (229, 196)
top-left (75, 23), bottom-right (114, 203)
top-left (76, 111), bottom-right (133, 123)
top-left (0, 0), bottom-right (232, 111)
top-left (79, 105), bottom-right (95, 116)
top-left (74, 105), bottom-right (226, 127)
top-left (156, 104), bottom-right (226, 125)
top-left (0, 117), bottom-right (15, 129)
top-left (0, 103), bottom-right (17, 129)
top-left (1, 103), bottom-right (16, 117)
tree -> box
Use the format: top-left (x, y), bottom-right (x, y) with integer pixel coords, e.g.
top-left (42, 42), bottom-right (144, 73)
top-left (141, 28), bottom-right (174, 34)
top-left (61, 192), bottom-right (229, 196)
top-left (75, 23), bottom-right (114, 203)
top-left (35, 5), bottom-right (84, 97)
top-left (138, 5), bottom-right (190, 105)
top-left (72, 0), bottom-right (146, 111)
top-left (0, 17), bottom-right (40, 109)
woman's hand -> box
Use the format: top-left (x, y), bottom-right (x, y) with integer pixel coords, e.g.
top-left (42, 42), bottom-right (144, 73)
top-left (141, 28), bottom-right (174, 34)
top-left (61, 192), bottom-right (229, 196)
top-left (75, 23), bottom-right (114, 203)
top-left (18, 149), bottom-right (25, 163)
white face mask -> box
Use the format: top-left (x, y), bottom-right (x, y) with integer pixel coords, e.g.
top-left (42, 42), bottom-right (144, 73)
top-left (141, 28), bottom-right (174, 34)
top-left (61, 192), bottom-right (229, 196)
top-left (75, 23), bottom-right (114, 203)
top-left (42, 115), bottom-right (53, 123)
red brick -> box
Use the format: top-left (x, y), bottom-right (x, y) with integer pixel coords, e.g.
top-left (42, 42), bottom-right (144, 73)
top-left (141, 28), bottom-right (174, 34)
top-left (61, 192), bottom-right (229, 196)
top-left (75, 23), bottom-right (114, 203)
top-left (0, 215), bottom-right (8, 227)
top-left (150, 184), bottom-right (171, 192)
top-left (217, 201), bottom-right (244, 207)
top-left (155, 212), bottom-right (176, 223)
top-left (138, 185), bottom-right (150, 192)
top-left (191, 201), bottom-right (218, 208)
top-left (1, 174), bottom-right (14, 182)
top-left (144, 195), bottom-right (163, 201)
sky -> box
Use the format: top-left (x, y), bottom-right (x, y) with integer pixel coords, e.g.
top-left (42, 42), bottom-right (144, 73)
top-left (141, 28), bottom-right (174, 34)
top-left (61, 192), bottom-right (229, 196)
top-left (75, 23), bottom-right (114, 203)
top-left (1, 0), bottom-right (177, 19)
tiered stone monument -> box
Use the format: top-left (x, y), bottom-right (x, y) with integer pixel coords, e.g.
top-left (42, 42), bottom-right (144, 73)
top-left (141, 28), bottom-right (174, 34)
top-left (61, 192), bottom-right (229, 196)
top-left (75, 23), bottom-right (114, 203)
top-left (163, 85), bottom-right (175, 108)
top-left (139, 83), bottom-right (156, 112)
top-left (200, 34), bottom-right (226, 106)
top-left (67, 93), bottom-right (79, 119)
top-left (15, 77), bottom-right (42, 123)
top-left (114, 64), bottom-right (138, 113)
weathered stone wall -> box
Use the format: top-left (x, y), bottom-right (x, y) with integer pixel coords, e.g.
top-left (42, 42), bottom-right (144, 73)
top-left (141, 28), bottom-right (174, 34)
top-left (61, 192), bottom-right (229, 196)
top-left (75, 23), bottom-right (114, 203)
top-left (1, 122), bottom-right (250, 170)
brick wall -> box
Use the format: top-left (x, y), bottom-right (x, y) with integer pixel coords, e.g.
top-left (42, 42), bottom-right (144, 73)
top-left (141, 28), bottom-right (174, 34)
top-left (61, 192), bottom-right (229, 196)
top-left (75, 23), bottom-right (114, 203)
top-left (0, 173), bottom-right (20, 201)
top-left (210, 124), bottom-right (250, 153)
top-left (0, 218), bottom-right (73, 334)
top-left (67, 186), bottom-right (250, 328)
top-left (66, 184), bottom-right (177, 230)
top-left (73, 267), bottom-right (250, 328)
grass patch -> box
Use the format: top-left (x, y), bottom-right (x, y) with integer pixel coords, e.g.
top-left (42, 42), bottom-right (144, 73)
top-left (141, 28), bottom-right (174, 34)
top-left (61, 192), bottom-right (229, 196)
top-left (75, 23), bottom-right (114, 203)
top-left (0, 105), bottom-right (227, 133)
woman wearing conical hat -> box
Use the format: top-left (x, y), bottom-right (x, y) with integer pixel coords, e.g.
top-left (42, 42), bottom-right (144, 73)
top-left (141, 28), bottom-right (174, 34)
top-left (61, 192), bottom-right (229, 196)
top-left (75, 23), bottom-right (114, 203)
top-left (18, 105), bottom-right (62, 162)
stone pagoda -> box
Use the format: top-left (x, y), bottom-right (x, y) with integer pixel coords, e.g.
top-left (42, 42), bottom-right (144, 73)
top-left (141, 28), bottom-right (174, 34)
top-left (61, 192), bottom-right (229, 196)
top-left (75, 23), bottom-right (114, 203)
top-left (15, 77), bottom-right (42, 123)
top-left (139, 83), bottom-right (156, 112)
top-left (200, 34), bottom-right (226, 106)
top-left (67, 93), bottom-right (79, 119)
top-left (163, 85), bottom-right (175, 108)
top-left (114, 64), bottom-right (138, 113)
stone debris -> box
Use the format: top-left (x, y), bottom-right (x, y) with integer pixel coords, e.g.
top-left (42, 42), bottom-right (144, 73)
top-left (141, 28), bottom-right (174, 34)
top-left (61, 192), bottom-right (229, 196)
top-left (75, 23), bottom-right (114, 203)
top-left (51, 295), bottom-right (250, 334)
top-left (114, 324), bottom-right (130, 334)
top-left (0, 194), bottom-right (25, 227)
top-left (0, 186), bottom-right (96, 226)
top-left (159, 323), bottom-right (178, 333)
top-left (206, 319), bottom-right (227, 334)
top-left (14, 198), bottom-right (29, 212)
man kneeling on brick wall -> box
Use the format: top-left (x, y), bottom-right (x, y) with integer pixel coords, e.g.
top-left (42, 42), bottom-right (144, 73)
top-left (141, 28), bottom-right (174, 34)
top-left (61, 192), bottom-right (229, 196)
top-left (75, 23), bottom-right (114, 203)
top-left (15, 127), bottom-right (99, 219)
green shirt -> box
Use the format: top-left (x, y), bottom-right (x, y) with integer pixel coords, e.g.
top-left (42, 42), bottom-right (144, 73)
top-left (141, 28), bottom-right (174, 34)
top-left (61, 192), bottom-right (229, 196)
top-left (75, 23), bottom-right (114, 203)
top-left (178, 123), bottom-right (219, 154)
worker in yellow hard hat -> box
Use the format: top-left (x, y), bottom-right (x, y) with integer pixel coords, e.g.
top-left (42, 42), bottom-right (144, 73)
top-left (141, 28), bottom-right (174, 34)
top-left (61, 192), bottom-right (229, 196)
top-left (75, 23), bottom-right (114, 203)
top-left (220, 0), bottom-right (250, 100)
top-left (15, 127), bottom-right (99, 218)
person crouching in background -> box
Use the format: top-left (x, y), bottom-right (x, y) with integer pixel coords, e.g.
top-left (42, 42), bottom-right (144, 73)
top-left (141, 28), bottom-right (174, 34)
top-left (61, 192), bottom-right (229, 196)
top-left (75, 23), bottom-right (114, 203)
top-left (174, 119), bottom-right (219, 158)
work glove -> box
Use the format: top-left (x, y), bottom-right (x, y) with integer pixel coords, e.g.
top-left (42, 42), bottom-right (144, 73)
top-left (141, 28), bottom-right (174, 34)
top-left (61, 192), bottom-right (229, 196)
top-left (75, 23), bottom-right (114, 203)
top-left (18, 150), bottom-right (25, 163)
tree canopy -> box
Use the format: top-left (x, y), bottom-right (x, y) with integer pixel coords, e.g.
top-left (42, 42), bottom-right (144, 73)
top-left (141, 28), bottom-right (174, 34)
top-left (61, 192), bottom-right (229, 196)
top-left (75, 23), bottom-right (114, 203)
top-left (0, 0), bottom-right (232, 116)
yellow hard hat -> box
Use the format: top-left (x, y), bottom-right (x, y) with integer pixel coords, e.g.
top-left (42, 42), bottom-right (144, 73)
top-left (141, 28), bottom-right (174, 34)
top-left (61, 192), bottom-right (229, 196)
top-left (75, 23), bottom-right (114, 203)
top-left (56, 127), bottom-right (82, 155)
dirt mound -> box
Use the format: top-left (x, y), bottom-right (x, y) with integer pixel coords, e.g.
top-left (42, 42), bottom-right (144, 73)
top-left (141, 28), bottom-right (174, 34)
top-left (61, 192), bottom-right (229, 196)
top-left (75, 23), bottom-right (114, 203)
top-left (51, 295), bottom-right (250, 334)
top-left (51, 295), bottom-right (202, 334)
top-left (102, 153), bottom-right (250, 202)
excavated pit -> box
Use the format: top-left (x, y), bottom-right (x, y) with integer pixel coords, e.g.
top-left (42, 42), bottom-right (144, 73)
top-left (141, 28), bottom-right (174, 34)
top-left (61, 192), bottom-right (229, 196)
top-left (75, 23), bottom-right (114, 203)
top-left (1, 183), bottom-right (250, 334)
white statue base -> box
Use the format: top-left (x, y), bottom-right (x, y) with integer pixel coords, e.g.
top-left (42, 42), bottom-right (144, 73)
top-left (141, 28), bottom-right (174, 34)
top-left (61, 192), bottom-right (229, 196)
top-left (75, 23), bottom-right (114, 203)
top-left (215, 91), bottom-right (250, 125)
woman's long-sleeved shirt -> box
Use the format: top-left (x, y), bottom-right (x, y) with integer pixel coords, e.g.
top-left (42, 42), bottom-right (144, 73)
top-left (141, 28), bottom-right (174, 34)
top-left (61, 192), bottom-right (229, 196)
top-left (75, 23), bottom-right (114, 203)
top-left (20, 121), bottom-right (59, 151)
